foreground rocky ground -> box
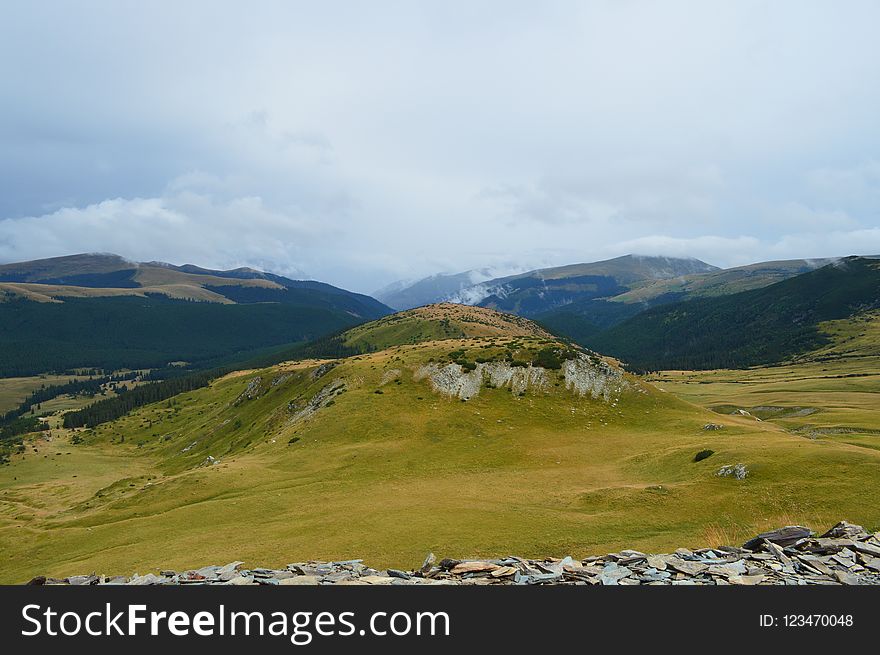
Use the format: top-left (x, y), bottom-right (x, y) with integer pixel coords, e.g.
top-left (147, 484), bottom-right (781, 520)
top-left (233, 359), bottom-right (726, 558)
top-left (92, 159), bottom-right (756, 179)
top-left (27, 522), bottom-right (880, 586)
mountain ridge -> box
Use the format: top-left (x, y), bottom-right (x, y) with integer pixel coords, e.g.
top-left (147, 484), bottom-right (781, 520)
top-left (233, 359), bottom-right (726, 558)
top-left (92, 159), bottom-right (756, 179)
top-left (378, 255), bottom-right (720, 315)
top-left (0, 253), bottom-right (392, 377)
top-left (587, 256), bottom-right (880, 371)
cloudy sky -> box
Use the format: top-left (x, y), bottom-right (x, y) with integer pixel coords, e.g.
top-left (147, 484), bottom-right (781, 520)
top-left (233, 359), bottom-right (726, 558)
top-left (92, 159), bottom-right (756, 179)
top-left (2, 1), bottom-right (879, 293)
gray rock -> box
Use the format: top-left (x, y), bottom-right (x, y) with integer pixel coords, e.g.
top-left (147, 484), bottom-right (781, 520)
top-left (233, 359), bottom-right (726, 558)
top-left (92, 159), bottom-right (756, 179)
top-left (834, 570), bottom-right (861, 586)
top-left (743, 526), bottom-right (813, 550)
top-left (129, 573), bottom-right (165, 586)
top-left (716, 463), bottom-right (749, 480)
top-left (666, 558), bottom-right (708, 576)
top-left (420, 553), bottom-right (436, 574)
top-left (821, 521), bottom-right (865, 539)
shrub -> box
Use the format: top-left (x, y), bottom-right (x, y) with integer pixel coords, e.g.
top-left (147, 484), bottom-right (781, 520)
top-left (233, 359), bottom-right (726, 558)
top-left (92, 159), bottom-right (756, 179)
top-left (288, 436), bottom-right (301, 445)
top-left (693, 449), bottom-right (715, 462)
top-left (531, 347), bottom-right (564, 369)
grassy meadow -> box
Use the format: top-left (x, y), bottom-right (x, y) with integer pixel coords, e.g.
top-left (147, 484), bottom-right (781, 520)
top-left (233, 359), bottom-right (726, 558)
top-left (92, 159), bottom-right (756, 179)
top-left (2, 325), bottom-right (879, 583)
top-left (0, 374), bottom-right (91, 414)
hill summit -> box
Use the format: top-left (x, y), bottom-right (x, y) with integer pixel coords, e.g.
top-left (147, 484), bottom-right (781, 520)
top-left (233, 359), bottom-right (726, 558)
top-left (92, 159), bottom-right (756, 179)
top-left (341, 303), bottom-right (554, 350)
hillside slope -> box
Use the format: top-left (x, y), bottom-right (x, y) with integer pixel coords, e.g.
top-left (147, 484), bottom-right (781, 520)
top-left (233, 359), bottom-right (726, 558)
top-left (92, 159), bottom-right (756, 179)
top-left (536, 257), bottom-right (842, 341)
top-left (0, 254), bottom-right (391, 376)
top-left (467, 255), bottom-right (718, 316)
top-left (1, 305), bottom-right (878, 581)
top-left (0, 253), bottom-right (389, 315)
top-left (589, 257), bottom-right (880, 371)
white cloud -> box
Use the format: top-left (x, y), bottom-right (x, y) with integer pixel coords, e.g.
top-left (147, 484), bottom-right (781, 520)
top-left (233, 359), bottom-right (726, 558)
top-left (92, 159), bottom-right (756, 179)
top-left (1, 1), bottom-right (879, 291)
top-left (0, 194), bottom-right (319, 279)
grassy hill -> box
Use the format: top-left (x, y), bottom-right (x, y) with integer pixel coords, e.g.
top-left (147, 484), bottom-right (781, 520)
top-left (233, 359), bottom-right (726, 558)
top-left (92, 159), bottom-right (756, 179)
top-left (585, 257), bottom-right (880, 371)
top-left (1, 304), bottom-right (878, 582)
top-left (342, 303), bottom-right (552, 350)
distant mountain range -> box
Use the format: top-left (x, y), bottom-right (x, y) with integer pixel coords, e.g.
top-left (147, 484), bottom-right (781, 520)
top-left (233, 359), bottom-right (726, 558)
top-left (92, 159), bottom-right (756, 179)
top-left (377, 255), bottom-right (720, 312)
top-left (0, 253), bottom-right (391, 376)
top-left (588, 256), bottom-right (880, 371)
top-left (3, 251), bottom-right (879, 376)
top-left (373, 266), bottom-right (529, 310)
top-left (374, 253), bottom-right (880, 371)
top-left (0, 253), bottom-right (388, 315)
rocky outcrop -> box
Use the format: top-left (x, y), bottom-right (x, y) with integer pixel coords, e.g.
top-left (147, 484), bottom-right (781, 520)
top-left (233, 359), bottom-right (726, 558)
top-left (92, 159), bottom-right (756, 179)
top-left (414, 361), bottom-right (550, 399)
top-left (30, 522), bottom-right (880, 586)
top-left (288, 379), bottom-right (345, 422)
top-left (561, 355), bottom-right (626, 401)
top-left (414, 354), bottom-right (623, 402)
top-left (311, 362), bottom-right (337, 380)
top-left (716, 463), bottom-right (749, 480)
top-left (233, 376), bottom-right (263, 405)
top-left (414, 363), bottom-right (485, 399)
top-left (380, 369), bottom-right (401, 385)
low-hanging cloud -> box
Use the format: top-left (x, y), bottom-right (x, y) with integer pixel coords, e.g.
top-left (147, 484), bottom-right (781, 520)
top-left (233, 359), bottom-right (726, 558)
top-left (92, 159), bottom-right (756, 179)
top-left (1, 1), bottom-right (879, 292)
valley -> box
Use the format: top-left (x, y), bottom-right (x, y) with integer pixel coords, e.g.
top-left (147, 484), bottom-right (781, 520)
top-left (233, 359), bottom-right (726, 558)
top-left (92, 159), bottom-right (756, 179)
top-left (2, 303), bottom-right (878, 584)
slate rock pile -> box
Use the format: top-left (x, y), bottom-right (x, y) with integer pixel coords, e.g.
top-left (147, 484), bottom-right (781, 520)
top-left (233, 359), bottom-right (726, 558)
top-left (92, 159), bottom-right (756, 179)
top-left (27, 522), bottom-right (880, 586)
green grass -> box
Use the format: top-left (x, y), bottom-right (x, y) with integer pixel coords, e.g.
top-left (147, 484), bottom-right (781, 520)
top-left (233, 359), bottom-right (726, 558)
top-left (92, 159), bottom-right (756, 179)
top-left (2, 329), bottom-right (879, 583)
top-left (0, 375), bottom-right (91, 414)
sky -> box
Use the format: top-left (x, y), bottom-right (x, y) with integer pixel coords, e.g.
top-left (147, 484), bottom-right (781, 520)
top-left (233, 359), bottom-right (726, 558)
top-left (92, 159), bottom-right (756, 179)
top-left (1, 1), bottom-right (879, 294)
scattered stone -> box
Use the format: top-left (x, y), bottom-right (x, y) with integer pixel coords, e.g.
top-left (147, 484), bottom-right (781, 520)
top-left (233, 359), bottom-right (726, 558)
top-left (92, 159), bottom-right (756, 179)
top-left (31, 521), bottom-right (880, 586)
top-left (743, 526), bottom-right (813, 550)
top-left (667, 559), bottom-right (707, 576)
top-left (834, 570), bottom-right (861, 586)
top-left (419, 552), bottom-right (436, 574)
top-left (234, 377), bottom-right (263, 404)
top-left (450, 561), bottom-right (499, 575)
top-left (702, 424), bottom-right (724, 430)
top-left (646, 555), bottom-right (667, 570)
top-left (716, 463), bottom-right (749, 480)
top-left (821, 521), bottom-right (865, 539)
top-left (729, 574), bottom-right (766, 585)
top-left (311, 362), bottom-right (337, 380)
